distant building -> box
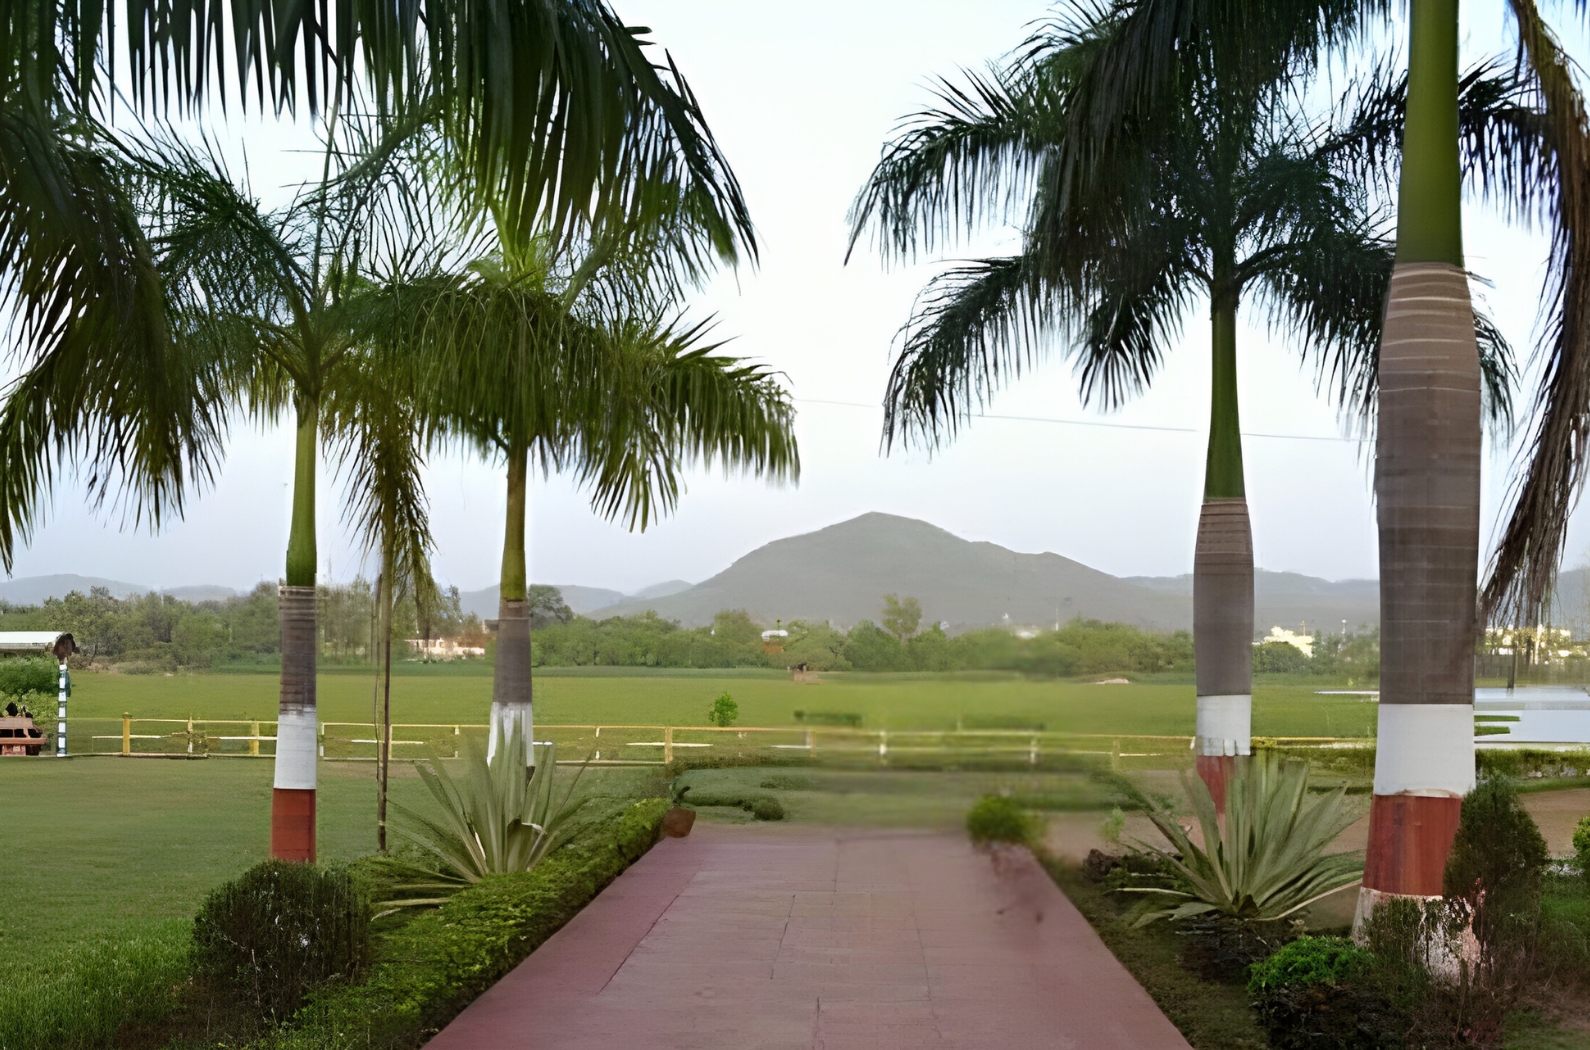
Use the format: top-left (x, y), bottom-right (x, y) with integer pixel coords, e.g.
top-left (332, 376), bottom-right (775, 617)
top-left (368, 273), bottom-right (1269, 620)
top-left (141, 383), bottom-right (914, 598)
top-left (1259, 626), bottom-right (1313, 658)
top-left (405, 638), bottom-right (486, 660)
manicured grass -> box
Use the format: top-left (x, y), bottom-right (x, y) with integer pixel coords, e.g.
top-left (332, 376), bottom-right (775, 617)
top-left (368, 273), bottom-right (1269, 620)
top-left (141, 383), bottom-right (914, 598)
top-left (60, 668), bottom-right (1379, 737)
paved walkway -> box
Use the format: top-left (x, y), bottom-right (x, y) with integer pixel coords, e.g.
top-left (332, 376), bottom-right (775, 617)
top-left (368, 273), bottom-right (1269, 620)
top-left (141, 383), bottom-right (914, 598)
top-left (427, 825), bottom-right (1191, 1050)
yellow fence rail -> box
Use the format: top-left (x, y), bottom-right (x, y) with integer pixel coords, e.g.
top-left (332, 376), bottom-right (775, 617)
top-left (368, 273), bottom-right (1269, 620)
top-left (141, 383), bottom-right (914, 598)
top-left (57, 717), bottom-right (1374, 768)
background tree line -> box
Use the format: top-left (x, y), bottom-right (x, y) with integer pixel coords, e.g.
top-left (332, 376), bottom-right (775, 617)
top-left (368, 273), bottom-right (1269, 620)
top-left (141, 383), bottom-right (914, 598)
top-left (0, 584), bottom-right (1379, 679)
top-left (0, 584), bottom-right (484, 672)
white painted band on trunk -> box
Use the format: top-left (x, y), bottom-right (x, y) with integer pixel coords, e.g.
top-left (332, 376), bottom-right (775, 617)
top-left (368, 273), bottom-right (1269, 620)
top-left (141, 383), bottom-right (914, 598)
top-left (273, 709), bottom-right (318, 789)
top-left (1372, 703), bottom-right (1475, 797)
top-left (1195, 694), bottom-right (1251, 756)
top-left (488, 701), bottom-right (534, 767)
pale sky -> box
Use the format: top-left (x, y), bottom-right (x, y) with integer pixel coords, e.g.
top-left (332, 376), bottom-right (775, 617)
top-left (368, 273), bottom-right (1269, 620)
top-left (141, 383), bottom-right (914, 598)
top-left (8, 0), bottom-right (1588, 596)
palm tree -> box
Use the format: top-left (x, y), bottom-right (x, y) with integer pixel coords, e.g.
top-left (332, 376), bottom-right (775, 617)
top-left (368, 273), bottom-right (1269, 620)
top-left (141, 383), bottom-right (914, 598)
top-left (1338, 0), bottom-right (1590, 928)
top-left (392, 231), bottom-right (799, 773)
top-left (2, 0), bottom-right (760, 861)
top-left (847, 3), bottom-right (1509, 808)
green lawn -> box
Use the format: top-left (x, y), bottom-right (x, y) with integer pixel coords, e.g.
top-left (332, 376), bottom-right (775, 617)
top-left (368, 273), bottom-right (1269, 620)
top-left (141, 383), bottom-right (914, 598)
top-left (59, 667), bottom-right (1379, 738)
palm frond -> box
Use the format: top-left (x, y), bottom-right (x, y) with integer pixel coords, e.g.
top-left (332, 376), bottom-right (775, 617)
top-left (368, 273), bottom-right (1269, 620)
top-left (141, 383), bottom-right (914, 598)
top-left (0, 104), bottom-right (228, 571)
top-left (1482, 0), bottom-right (1590, 626)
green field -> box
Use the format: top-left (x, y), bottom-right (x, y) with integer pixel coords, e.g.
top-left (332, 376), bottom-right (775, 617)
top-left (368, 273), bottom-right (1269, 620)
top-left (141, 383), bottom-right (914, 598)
top-left (60, 666), bottom-right (1380, 738)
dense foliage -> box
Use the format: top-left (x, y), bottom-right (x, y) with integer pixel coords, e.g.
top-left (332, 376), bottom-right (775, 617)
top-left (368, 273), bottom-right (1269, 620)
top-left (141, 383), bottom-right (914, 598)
top-left (0, 583), bottom-right (484, 671)
top-left (0, 656), bottom-right (55, 699)
top-left (965, 795), bottom-right (1037, 847)
top-left (192, 861), bottom-right (371, 1022)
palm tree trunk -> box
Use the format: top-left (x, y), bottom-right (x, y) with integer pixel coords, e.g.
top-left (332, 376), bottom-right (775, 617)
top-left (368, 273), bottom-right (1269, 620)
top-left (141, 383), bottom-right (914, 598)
top-left (1356, 0), bottom-right (1479, 934)
top-left (273, 397), bottom-right (319, 862)
top-left (489, 440), bottom-right (534, 774)
top-left (1194, 278), bottom-right (1254, 811)
top-left (375, 565), bottom-right (394, 853)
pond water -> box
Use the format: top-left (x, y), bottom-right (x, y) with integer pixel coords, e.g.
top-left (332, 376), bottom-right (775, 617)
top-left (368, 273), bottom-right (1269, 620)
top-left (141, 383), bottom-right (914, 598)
top-left (1473, 686), bottom-right (1590, 746)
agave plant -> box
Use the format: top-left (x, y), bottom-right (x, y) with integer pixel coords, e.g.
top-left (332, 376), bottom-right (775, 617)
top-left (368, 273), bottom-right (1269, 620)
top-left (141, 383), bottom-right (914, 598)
top-left (380, 727), bottom-right (585, 906)
top-left (1120, 752), bottom-right (1362, 926)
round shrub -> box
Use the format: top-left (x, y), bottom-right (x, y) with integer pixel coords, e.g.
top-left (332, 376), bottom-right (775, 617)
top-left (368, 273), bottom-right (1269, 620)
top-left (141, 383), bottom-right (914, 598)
top-left (966, 795), bottom-right (1036, 847)
top-left (192, 860), bottom-right (370, 1022)
top-left (1574, 814), bottom-right (1590, 876)
top-left (750, 796), bottom-right (785, 821)
top-left (1248, 937), bottom-right (1391, 1050)
top-left (1248, 936), bottom-right (1370, 995)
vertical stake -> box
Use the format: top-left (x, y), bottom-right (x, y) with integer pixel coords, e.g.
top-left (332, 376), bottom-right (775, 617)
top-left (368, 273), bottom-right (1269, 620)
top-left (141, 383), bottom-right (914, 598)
top-left (55, 661), bottom-right (68, 757)
top-left (664, 725), bottom-right (674, 765)
top-left (249, 721), bottom-right (261, 757)
top-left (122, 713), bottom-right (131, 756)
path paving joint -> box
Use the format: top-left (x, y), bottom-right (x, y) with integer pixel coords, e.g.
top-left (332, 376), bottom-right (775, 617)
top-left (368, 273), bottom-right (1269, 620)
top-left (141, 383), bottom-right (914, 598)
top-left (427, 824), bottom-right (1192, 1050)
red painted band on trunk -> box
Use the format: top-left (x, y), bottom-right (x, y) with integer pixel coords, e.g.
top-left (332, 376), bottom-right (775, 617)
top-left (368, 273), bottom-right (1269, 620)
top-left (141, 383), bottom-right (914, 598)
top-left (271, 787), bottom-right (316, 863)
top-left (1362, 792), bottom-right (1461, 896)
top-left (1195, 754), bottom-right (1238, 813)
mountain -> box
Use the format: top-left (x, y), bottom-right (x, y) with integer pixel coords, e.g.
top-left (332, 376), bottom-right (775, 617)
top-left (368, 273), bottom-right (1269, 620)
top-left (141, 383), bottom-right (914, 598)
top-left (629, 579), bottom-right (693, 601)
top-left (458, 583), bottom-right (629, 619)
top-left (597, 512), bottom-right (1194, 631)
top-left (0, 574), bottom-right (149, 605)
top-left (1125, 571), bottom-right (1380, 634)
top-left (162, 585), bottom-right (241, 603)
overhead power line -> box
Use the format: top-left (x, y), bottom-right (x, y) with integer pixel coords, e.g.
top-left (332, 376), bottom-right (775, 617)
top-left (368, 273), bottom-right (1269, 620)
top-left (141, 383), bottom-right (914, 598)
top-left (794, 398), bottom-right (1360, 443)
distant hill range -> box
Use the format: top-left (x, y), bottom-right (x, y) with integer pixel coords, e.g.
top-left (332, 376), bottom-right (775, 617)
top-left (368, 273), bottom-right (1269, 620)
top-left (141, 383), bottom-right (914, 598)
top-left (0, 574), bottom-right (241, 606)
top-left (3, 515), bottom-right (1386, 637)
top-left (457, 579), bottom-right (692, 620)
top-left (591, 512), bottom-right (1380, 636)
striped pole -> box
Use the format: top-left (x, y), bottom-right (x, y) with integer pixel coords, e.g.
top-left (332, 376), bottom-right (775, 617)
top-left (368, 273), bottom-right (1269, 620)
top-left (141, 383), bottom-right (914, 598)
top-left (55, 660), bottom-right (68, 757)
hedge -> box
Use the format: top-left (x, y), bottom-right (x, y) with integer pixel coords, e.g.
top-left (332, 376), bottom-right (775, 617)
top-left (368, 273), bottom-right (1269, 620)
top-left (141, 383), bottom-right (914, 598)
top-left (271, 797), bottom-right (670, 1050)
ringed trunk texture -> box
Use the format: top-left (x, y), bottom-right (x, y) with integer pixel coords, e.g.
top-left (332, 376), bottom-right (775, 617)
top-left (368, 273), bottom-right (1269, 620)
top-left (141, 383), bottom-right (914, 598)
top-left (1194, 498), bottom-right (1254, 812)
top-left (272, 584), bottom-right (318, 862)
top-left (1358, 262), bottom-right (1479, 927)
top-left (489, 598), bottom-right (533, 766)
top-left (1194, 285), bottom-right (1252, 810)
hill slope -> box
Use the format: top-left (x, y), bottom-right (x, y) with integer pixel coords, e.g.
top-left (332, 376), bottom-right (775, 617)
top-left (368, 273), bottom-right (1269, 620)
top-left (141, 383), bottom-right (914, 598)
top-left (1126, 571), bottom-right (1379, 633)
top-left (599, 513), bottom-right (1195, 631)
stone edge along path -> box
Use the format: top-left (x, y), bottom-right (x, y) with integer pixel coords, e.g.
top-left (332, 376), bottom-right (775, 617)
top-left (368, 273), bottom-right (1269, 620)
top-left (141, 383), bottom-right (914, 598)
top-left (426, 824), bottom-right (1193, 1050)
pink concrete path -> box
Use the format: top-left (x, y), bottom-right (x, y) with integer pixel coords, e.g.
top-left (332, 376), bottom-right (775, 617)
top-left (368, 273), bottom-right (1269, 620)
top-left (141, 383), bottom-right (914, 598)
top-left (426, 825), bottom-right (1192, 1050)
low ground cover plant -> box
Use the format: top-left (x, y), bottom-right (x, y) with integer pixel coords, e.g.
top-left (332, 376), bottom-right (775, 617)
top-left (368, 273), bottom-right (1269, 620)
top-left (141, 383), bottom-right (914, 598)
top-left (965, 794), bottom-right (1038, 846)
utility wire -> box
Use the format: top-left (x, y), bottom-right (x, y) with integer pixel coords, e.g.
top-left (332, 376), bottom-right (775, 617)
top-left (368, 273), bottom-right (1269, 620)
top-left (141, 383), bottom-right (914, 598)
top-left (794, 398), bottom-right (1361, 443)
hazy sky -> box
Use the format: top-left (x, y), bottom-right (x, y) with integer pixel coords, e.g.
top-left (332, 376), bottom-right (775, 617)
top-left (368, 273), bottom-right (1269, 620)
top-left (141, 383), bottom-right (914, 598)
top-left (9, 0), bottom-right (1587, 595)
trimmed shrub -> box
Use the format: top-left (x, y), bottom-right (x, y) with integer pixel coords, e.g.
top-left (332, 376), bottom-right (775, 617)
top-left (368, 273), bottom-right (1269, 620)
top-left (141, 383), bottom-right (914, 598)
top-left (966, 795), bottom-right (1036, 847)
top-left (1246, 936), bottom-right (1391, 1050)
top-left (192, 861), bottom-right (370, 1022)
top-left (750, 797), bottom-right (785, 821)
top-left (1445, 779), bottom-right (1549, 969)
top-left (274, 798), bottom-right (668, 1050)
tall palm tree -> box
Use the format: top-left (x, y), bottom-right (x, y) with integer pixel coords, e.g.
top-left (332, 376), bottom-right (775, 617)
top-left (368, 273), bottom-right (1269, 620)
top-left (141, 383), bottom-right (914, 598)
top-left (391, 230), bottom-right (799, 773)
top-left (1339, 0), bottom-right (1590, 928)
top-left (117, 129), bottom-right (458, 861)
top-left (847, 2), bottom-right (1510, 808)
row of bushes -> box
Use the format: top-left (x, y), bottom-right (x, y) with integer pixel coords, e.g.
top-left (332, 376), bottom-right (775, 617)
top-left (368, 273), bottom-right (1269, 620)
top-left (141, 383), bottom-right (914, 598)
top-left (1, 799), bottom-right (669, 1050)
top-left (271, 797), bottom-right (669, 1049)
